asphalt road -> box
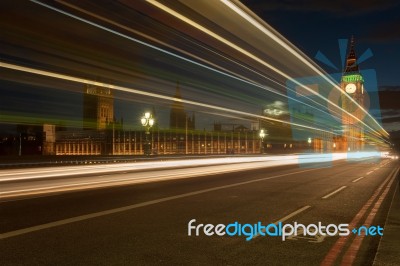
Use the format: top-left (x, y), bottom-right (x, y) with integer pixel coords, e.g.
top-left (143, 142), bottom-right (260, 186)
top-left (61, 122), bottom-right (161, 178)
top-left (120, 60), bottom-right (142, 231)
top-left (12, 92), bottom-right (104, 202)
top-left (1, 157), bottom-right (398, 265)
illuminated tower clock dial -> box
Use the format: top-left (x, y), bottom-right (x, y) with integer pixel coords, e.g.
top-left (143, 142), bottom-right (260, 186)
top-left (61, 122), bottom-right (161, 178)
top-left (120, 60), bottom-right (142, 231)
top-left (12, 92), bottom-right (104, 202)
top-left (345, 83), bottom-right (356, 94)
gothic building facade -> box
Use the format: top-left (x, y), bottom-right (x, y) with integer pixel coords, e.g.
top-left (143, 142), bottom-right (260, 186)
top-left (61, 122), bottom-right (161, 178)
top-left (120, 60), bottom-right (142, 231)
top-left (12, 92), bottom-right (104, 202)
top-left (169, 82), bottom-right (195, 132)
top-left (83, 84), bottom-right (114, 130)
top-left (340, 37), bottom-right (365, 152)
top-left (53, 82), bottom-right (263, 156)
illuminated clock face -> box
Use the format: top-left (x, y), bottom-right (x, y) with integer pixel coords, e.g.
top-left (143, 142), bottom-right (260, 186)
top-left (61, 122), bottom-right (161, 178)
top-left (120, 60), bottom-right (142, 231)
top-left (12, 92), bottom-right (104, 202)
top-left (345, 83), bottom-right (356, 94)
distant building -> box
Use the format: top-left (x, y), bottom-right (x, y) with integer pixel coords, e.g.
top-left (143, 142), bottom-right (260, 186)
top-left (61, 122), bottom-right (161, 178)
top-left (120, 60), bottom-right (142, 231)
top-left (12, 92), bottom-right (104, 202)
top-left (42, 124), bottom-right (56, 155)
top-left (54, 81), bottom-right (264, 155)
top-left (340, 36), bottom-right (365, 152)
top-left (0, 125), bottom-right (44, 155)
top-left (83, 84), bottom-right (114, 130)
top-left (169, 82), bottom-right (195, 131)
top-left (55, 83), bottom-right (117, 155)
top-left (257, 107), bottom-right (296, 152)
top-left (213, 123), bottom-right (251, 133)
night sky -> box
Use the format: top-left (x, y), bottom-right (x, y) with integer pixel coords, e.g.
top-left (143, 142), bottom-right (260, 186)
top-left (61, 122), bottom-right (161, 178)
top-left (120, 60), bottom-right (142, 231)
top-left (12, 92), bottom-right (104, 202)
top-left (241, 0), bottom-right (400, 140)
top-left (242, 0), bottom-right (400, 87)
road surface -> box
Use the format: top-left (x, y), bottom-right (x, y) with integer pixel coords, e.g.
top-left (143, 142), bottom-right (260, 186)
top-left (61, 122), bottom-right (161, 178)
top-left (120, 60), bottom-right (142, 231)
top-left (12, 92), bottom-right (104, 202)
top-left (1, 156), bottom-right (398, 265)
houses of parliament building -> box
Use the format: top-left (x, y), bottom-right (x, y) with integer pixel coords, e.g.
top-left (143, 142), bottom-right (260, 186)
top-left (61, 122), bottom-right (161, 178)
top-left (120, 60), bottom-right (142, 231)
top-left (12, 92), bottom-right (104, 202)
top-left (0, 38), bottom-right (370, 157)
top-left (53, 82), bottom-right (266, 156)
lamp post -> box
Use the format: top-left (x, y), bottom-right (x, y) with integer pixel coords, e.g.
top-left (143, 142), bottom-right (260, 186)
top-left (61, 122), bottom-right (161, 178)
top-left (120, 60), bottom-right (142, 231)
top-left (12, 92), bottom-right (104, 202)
top-left (141, 112), bottom-right (155, 155)
top-left (19, 132), bottom-right (22, 156)
top-left (308, 137), bottom-right (312, 152)
top-left (259, 129), bottom-right (266, 154)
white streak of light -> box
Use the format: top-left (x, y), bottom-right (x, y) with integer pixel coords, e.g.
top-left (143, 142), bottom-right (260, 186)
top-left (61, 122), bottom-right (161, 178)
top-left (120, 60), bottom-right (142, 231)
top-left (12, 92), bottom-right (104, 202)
top-left (0, 61), bottom-right (334, 135)
top-left (146, 0), bottom-right (386, 141)
top-left (29, 0), bottom-right (339, 133)
top-left (56, 0), bottom-right (337, 123)
top-left (221, 0), bottom-right (388, 137)
top-left (31, 0), bottom-right (383, 143)
top-left (0, 153), bottom-right (379, 199)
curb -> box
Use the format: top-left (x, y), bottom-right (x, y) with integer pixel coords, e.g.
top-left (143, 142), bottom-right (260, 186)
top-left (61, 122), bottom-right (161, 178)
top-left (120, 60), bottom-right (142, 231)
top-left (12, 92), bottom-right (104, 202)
top-left (373, 167), bottom-right (400, 266)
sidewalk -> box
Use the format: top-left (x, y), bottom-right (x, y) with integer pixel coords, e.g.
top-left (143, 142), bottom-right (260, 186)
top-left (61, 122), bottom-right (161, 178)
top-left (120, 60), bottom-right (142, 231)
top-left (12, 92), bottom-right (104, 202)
top-left (373, 169), bottom-right (400, 266)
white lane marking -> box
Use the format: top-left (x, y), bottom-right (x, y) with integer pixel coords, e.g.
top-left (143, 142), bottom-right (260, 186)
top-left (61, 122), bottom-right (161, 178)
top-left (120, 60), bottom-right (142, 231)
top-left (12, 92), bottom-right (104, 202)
top-left (287, 227), bottom-right (329, 243)
top-left (0, 168), bottom-right (318, 239)
top-left (322, 186), bottom-right (347, 199)
top-left (352, 177), bottom-right (364, 183)
top-left (273, 205), bottom-right (311, 225)
top-left (253, 205), bottom-right (311, 239)
top-left (366, 171), bottom-right (373, 175)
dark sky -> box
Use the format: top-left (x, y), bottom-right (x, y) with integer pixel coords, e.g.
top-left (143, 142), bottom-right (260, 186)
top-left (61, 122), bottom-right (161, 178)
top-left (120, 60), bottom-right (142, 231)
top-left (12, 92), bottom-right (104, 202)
top-left (240, 0), bottom-right (400, 136)
top-left (242, 0), bottom-right (400, 87)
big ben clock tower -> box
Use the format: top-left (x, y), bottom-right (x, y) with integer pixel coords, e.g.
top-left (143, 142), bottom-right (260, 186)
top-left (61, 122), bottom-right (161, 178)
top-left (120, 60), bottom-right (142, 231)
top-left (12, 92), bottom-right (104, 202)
top-left (83, 83), bottom-right (114, 130)
top-left (341, 36), bottom-right (365, 151)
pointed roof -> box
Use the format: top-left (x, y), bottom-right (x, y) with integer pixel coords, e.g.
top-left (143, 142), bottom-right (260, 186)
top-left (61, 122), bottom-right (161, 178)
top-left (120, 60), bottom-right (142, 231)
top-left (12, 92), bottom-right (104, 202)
top-left (171, 81), bottom-right (184, 110)
top-left (174, 81), bottom-right (182, 99)
top-left (344, 36), bottom-right (359, 73)
top-left (170, 81), bottom-right (186, 129)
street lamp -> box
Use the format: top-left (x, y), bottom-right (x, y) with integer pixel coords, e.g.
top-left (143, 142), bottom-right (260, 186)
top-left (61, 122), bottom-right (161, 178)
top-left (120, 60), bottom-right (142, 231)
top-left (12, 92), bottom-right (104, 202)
top-left (259, 129), bottom-right (266, 154)
top-left (308, 137), bottom-right (312, 152)
top-left (141, 112), bottom-right (155, 155)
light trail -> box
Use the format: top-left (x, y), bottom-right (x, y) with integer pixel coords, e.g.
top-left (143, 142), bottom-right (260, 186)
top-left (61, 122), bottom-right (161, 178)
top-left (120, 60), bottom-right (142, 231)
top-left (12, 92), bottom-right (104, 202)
top-left (0, 61), bottom-right (337, 136)
top-left (177, 34), bottom-right (346, 121)
top-left (146, 0), bottom-right (307, 90)
top-left (0, 155), bottom-right (295, 182)
top-left (221, 0), bottom-right (388, 138)
top-left (0, 153), bottom-right (381, 199)
top-left (26, 0), bottom-right (389, 146)
top-left (55, 0), bottom-right (356, 133)
top-left (54, 0), bottom-right (253, 90)
top-left (146, 0), bottom-right (388, 143)
top-left (37, 0), bottom-right (345, 131)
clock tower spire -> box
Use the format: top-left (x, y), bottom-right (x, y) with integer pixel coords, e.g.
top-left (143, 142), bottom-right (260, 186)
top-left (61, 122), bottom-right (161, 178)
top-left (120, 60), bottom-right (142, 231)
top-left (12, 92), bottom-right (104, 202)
top-left (344, 36), bottom-right (359, 73)
top-left (340, 36), bottom-right (365, 152)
